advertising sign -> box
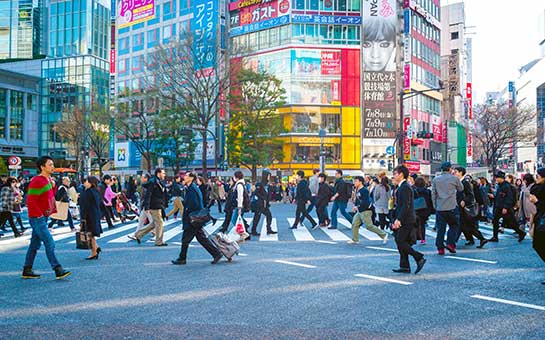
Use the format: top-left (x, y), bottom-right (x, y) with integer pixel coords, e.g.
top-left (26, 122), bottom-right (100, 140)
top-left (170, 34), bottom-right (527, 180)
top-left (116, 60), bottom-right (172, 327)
top-left (321, 51), bottom-right (341, 75)
top-left (362, 0), bottom-right (398, 140)
top-left (117, 0), bottom-right (155, 28)
top-left (403, 117), bottom-right (411, 160)
top-left (291, 14), bottom-right (362, 25)
top-left (431, 114), bottom-right (443, 142)
top-left (192, 0), bottom-right (218, 70)
top-left (331, 80), bottom-right (340, 103)
top-left (405, 160), bottom-right (421, 172)
top-left (229, 15), bottom-right (289, 36)
top-left (466, 82), bottom-right (473, 119)
top-left (467, 133), bottom-right (473, 164)
top-left (114, 142), bottom-right (130, 168)
top-left (230, 0), bottom-right (290, 28)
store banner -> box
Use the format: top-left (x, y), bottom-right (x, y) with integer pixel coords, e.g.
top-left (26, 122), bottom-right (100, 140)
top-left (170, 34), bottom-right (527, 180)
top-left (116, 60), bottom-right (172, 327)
top-left (192, 0), bottom-right (218, 71)
top-left (362, 0), bottom-right (398, 139)
top-left (321, 50), bottom-right (341, 75)
top-left (403, 117), bottom-right (411, 160)
top-left (467, 133), bottom-right (473, 164)
top-left (117, 0), bottom-right (155, 28)
top-left (230, 0), bottom-right (290, 27)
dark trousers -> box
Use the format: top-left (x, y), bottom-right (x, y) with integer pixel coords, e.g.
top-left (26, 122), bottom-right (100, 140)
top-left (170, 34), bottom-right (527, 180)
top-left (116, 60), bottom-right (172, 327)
top-left (378, 213), bottom-right (389, 230)
top-left (219, 209), bottom-right (250, 233)
top-left (251, 206), bottom-right (272, 233)
top-left (316, 205), bottom-right (329, 224)
top-left (178, 226), bottom-right (220, 261)
top-left (493, 208), bottom-right (523, 239)
top-left (102, 205), bottom-right (115, 228)
top-left (395, 224), bottom-right (423, 270)
top-left (435, 209), bottom-right (460, 249)
top-left (302, 196), bottom-right (317, 223)
top-left (0, 211), bottom-right (19, 235)
top-left (416, 213), bottom-right (429, 240)
top-left (459, 209), bottom-right (485, 243)
top-left (293, 200), bottom-right (316, 227)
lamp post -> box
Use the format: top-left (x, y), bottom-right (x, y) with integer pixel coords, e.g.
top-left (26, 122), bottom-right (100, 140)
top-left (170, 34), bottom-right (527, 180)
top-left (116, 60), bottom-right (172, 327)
top-left (319, 128), bottom-right (327, 173)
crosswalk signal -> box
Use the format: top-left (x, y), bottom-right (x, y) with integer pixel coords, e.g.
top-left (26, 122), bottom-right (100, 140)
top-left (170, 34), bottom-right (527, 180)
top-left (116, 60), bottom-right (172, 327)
top-left (416, 131), bottom-right (434, 139)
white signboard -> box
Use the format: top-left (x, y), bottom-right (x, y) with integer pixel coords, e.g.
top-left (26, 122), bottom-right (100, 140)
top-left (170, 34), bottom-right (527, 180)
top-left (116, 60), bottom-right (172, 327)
top-left (114, 142), bottom-right (130, 168)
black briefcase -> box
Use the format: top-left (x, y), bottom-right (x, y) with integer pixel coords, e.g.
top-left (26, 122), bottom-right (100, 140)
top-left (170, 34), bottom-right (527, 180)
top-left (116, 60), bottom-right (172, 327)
top-left (75, 219), bottom-right (92, 250)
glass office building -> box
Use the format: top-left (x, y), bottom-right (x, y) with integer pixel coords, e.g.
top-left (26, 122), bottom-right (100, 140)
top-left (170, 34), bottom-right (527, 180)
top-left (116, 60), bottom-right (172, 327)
top-left (41, 0), bottom-right (110, 161)
top-left (0, 0), bottom-right (39, 60)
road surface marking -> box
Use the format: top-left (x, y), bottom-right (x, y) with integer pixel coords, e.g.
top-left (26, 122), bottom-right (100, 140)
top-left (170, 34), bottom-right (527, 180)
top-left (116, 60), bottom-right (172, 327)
top-left (274, 260), bottom-right (316, 268)
top-left (259, 218), bottom-right (278, 241)
top-left (354, 274), bottom-right (413, 285)
top-left (338, 218), bottom-right (383, 241)
top-left (471, 295), bottom-right (545, 311)
top-left (366, 246), bottom-right (398, 252)
top-left (287, 218), bottom-right (315, 241)
top-left (316, 240), bottom-right (337, 244)
top-left (445, 256), bottom-right (497, 264)
top-left (318, 223), bottom-right (351, 241)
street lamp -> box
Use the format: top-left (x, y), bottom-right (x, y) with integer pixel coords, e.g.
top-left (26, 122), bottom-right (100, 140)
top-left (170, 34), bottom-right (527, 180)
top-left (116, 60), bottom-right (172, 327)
top-left (319, 128), bottom-right (327, 173)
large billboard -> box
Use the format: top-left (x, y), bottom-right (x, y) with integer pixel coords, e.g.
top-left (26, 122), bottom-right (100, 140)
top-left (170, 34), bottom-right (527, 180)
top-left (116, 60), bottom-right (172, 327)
top-left (362, 0), bottom-right (398, 140)
top-left (117, 0), bottom-right (155, 28)
top-left (229, 0), bottom-right (290, 36)
top-left (192, 0), bottom-right (219, 71)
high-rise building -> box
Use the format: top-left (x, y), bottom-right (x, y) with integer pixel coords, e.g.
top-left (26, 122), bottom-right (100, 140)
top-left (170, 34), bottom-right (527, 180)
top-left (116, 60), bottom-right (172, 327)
top-left (441, 1), bottom-right (470, 167)
top-left (0, 0), bottom-right (45, 60)
top-left (41, 0), bottom-right (111, 165)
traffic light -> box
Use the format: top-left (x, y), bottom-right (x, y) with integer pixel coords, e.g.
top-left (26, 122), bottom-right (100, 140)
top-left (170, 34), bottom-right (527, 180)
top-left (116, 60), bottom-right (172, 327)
top-left (416, 131), bottom-right (434, 139)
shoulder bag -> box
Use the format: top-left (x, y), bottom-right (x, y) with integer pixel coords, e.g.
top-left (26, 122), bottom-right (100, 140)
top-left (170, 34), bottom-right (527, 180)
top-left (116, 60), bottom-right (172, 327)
top-left (75, 219), bottom-right (93, 250)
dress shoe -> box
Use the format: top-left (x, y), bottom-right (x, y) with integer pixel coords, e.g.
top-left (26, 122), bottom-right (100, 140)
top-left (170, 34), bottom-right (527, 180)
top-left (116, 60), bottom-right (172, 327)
top-left (476, 239), bottom-right (488, 249)
top-left (488, 237), bottom-right (499, 242)
top-left (289, 226), bottom-right (297, 229)
top-left (267, 230), bottom-right (278, 235)
top-left (347, 240), bottom-right (359, 244)
top-left (155, 243), bottom-right (168, 247)
top-left (437, 248), bottom-right (445, 255)
top-left (211, 254), bottom-right (222, 264)
top-left (136, 237), bottom-right (141, 244)
top-left (171, 258), bottom-right (186, 265)
top-left (392, 268), bottom-right (411, 273)
top-left (465, 241), bottom-right (475, 246)
top-left (415, 258), bottom-right (426, 274)
top-left (86, 254), bottom-right (99, 260)
top-left (541, 280), bottom-right (545, 285)
top-left (250, 232), bottom-right (260, 236)
top-left (445, 244), bottom-right (456, 253)
top-left (97, 247), bottom-right (102, 254)
top-left (327, 226), bottom-right (337, 230)
top-left (518, 233), bottom-right (526, 242)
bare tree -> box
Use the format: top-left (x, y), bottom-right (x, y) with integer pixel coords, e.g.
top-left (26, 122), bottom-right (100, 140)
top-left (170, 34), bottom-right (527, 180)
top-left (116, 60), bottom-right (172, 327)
top-left (53, 105), bottom-right (86, 172)
top-left (473, 102), bottom-right (536, 173)
top-left (228, 68), bottom-right (286, 181)
top-left (87, 105), bottom-right (112, 175)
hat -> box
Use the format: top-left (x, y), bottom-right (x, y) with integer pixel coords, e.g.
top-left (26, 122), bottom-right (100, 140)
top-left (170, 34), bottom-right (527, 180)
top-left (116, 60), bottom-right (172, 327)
top-left (537, 168), bottom-right (545, 178)
top-left (440, 162), bottom-right (452, 171)
top-left (494, 170), bottom-right (506, 179)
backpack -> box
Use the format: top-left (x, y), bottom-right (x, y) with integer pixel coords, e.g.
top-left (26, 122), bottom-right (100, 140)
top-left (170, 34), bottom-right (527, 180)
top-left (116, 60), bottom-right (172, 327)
top-left (232, 182), bottom-right (251, 212)
top-left (250, 191), bottom-right (258, 212)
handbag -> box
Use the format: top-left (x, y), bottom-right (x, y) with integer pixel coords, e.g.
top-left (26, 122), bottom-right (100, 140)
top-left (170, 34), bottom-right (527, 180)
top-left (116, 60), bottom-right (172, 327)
top-left (50, 201), bottom-right (69, 220)
top-left (464, 204), bottom-right (479, 218)
top-left (75, 219), bottom-right (93, 250)
top-left (189, 208), bottom-right (212, 227)
top-left (235, 215), bottom-right (246, 235)
top-left (414, 197), bottom-right (427, 211)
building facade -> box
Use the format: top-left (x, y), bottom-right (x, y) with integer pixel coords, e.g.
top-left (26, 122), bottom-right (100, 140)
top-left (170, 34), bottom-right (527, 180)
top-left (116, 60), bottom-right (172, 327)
top-left (41, 0), bottom-right (110, 165)
top-left (0, 0), bottom-right (45, 60)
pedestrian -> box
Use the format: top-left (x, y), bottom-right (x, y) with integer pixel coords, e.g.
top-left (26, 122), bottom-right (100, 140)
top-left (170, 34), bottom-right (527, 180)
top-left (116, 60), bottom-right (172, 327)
top-left (489, 170), bottom-right (526, 242)
top-left (228, 171), bottom-right (251, 238)
top-left (250, 170), bottom-right (277, 236)
top-left (171, 171), bottom-right (222, 265)
top-left (1, 177), bottom-right (24, 237)
top-left (208, 178), bottom-right (223, 213)
top-left (99, 175), bottom-right (116, 229)
top-left (374, 176), bottom-right (392, 230)
top-left (134, 168), bottom-right (168, 246)
top-left (290, 171), bottom-right (317, 229)
top-left (431, 162), bottom-right (463, 255)
top-left (328, 169), bottom-right (353, 229)
top-left (391, 165), bottom-right (426, 274)
top-left (529, 168), bottom-right (545, 284)
top-left (166, 175), bottom-right (184, 220)
top-left (21, 156), bottom-right (71, 279)
top-left (80, 176), bottom-right (103, 260)
top-left (218, 177), bottom-right (237, 233)
top-left (48, 177), bottom-right (75, 231)
top-left (479, 177), bottom-right (493, 222)
top-left (347, 176), bottom-right (388, 244)
top-left (128, 174), bottom-right (153, 241)
top-left (315, 173), bottom-right (332, 227)
top-left (302, 169), bottom-right (320, 223)
top-left (518, 173), bottom-right (537, 232)
top-left (413, 176), bottom-right (433, 244)
top-left (126, 176), bottom-right (137, 202)
top-left (197, 176), bottom-right (211, 209)
top-left (453, 167), bottom-right (488, 249)
top-left (11, 178), bottom-right (27, 233)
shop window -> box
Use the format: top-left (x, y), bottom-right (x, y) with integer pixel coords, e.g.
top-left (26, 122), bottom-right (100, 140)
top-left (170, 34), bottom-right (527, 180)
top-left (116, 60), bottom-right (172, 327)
top-left (292, 144), bottom-right (341, 163)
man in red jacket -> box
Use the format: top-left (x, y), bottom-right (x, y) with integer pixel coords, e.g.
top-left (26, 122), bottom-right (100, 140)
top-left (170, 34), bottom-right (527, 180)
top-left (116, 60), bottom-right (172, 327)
top-left (22, 156), bottom-right (72, 280)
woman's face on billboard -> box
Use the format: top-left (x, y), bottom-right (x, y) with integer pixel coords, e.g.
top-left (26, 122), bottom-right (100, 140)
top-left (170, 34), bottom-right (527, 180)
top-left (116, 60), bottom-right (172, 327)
top-left (362, 40), bottom-right (395, 72)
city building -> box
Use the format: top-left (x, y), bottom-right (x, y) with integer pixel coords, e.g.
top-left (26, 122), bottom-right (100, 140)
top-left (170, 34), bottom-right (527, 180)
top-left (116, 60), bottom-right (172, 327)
top-left (0, 68), bottom-right (41, 175)
top-left (41, 0), bottom-right (111, 169)
top-left (441, 1), bottom-right (471, 168)
top-left (0, 0), bottom-right (46, 60)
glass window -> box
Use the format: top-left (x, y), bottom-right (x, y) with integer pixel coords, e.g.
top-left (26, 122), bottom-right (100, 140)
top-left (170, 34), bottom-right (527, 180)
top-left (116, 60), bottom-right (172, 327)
top-left (0, 89), bottom-right (6, 139)
top-left (10, 91), bottom-right (24, 141)
top-left (309, 0), bottom-right (319, 10)
top-left (295, 0), bottom-right (305, 10)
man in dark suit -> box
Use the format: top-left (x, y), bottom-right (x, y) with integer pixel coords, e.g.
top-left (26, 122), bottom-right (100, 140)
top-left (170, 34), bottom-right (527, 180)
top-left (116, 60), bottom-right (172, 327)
top-left (171, 171), bottom-right (222, 265)
top-left (392, 165), bottom-right (426, 274)
top-left (290, 171), bottom-right (317, 229)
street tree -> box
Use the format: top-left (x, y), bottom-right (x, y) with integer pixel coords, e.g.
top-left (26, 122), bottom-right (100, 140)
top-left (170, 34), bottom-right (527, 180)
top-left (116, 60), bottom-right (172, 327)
top-left (473, 102), bottom-right (536, 173)
top-left (228, 68), bottom-right (286, 181)
top-left (53, 105), bottom-right (86, 172)
top-left (87, 105), bottom-right (112, 175)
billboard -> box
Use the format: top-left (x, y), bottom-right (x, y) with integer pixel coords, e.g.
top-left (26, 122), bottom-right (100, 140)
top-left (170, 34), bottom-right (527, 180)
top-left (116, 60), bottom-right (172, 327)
top-left (291, 14), bottom-right (362, 25)
top-left (117, 0), bottom-right (155, 28)
top-left (192, 0), bottom-right (219, 70)
top-left (114, 142), bottom-right (129, 168)
top-left (362, 0), bottom-right (398, 140)
top-left (230, 0), bottom-right (290, 28)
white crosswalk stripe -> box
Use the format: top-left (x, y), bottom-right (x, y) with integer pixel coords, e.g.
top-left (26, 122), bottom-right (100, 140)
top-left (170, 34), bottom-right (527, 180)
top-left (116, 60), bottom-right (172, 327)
top-left (69, 221), bottom-right (140, 244)
top-left (337, 218), bottom-right (383, 241)
top-left (287, 218), bottom-right (315, 241)
top-left (259, 217), bottom-right (278, 241)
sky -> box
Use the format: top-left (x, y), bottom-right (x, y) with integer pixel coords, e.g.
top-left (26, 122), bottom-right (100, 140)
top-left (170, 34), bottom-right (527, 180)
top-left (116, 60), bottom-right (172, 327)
top-left (448, 0), bottom-right (545, 103)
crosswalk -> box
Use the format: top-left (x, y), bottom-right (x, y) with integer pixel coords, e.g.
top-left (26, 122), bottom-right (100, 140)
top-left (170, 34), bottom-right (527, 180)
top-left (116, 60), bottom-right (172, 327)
top-left (1, 213), bottom-right (524, 250)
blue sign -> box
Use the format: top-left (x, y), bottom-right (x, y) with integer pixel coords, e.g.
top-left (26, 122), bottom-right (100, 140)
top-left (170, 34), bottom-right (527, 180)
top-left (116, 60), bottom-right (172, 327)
top-left (192, 0), bottom-right (218, 69)
top-left (404, 9), bottom-right (410, 34)
top-left (291, 14), bottom-right (362, 25)
top-left (229, 15), bottom-right (289, 37)
top-left (386, 145), bottom-right (395, 156)
top-left (508, 81), bottom-right (514, 93)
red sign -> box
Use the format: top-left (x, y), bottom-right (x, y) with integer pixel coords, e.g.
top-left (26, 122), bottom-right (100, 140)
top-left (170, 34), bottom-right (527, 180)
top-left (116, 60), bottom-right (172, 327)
top-left (229, 0), bottom-right (265, 11)
top-left (403, 117), bottom-right (411, 160)
top-left (231, 0), bottom-right (289, 27)
top-left (467, 134), bottom-right (473, 157)
top-left (110, 50), bottom-right (116, 74)
top-left (466, 82), bottom-right (472, 120)
top-left (405, 161), bottom-right (421, 172)
top-left (321, 51), bottom-right (341, 75)
top-left (331, 80), bottom-right (340, 102)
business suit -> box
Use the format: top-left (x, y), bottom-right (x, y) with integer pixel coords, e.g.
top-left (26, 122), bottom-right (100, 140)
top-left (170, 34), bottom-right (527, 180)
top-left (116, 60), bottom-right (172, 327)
top-left (394, 180), bottom-right (424, 271)
top-left (457, 176), bottom-right (486, 244)
top-left (177, 183), bottom-right (221, 262)
top-left (291, 179), bottom-right (317, 228)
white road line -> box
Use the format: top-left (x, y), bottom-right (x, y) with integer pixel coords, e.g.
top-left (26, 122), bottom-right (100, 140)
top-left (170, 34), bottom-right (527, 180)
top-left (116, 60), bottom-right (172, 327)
top-left (315, 240), bottom-right (337, 244)
top-left (238, 253), bottom-right (248, 257)
top-left (444, 256), bottom-right (497, 264)
top-left (259, 218), bottom-right (278, 241)
top-left (354, 274), bottom-right (413, 285)
top-left (338, 218), bottom-right (383, 241)
top-left (274, 260), bottom-right (316, 269)
top-left (161, 225), bottom-right (183, 242)
top-left (287, 218), bottom-right (315, 241)
top-left (471, 295), bottom-right (545, 311)
top-left (204, 220), bottom-right (222, 235)
top-left (69, 222), bottom-right (139, 244)
top-left (366, 246), bottom-right (398, 252)
top-left (317, 223), bottom-right (351, 241)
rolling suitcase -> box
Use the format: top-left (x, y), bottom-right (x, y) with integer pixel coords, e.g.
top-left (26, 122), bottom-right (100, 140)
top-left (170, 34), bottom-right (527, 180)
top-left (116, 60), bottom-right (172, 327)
top-left (211, 232), bottom-right (240, 262)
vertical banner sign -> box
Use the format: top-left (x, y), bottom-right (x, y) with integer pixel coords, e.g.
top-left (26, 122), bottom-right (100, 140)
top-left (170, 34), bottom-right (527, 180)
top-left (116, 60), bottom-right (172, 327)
top-left (117, 0), bottom-right (155, 28)
top-left (110, 23), bottom-right (116, 74)
top-left (192, 0), bottom-right (218, 72)
top-left (362, 0), bottom-right (398, 139)
top-left (466, 83), bottom-right (473, 162)
top-left (403, 8), bottom-right (411, 92)
top-left (508, 81), bottom-right (515, 155)
top-left (467, 133), bottom-right (473, 164)
top-left (466, 82), bottom-right (472, 119)
top-left (403, 117), bottom-right (411, 160)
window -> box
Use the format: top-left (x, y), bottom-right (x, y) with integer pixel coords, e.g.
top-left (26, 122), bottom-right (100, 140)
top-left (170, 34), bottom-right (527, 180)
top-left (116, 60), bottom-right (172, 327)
top-left (0, 89), bottom-right (6, 139)
top-left (118, 58), bottom-right (129, 75)
top-left (119, 37), bottom-right (130, 55)
top-left (451, 32), bottom-right (459, 40)
top-left (132, 55), bottom-right (143, 73)
top-left (10, 91), bottom-right (24, 141)
top-left (148, 6), bottom-right (160, 25)
top-left (132, 33), bottom-right (144, 52)
top-left (147, 28), bottom-right (159, 47)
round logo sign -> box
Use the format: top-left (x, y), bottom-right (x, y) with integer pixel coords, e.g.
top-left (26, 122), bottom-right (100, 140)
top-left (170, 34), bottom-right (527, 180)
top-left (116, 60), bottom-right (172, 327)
top-left (8, 156), bottom-right (21, 166)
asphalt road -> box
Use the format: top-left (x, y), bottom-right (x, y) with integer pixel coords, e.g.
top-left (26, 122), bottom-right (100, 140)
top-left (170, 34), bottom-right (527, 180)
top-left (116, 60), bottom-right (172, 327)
top-left (1, 203), bottom-right (544, 339)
